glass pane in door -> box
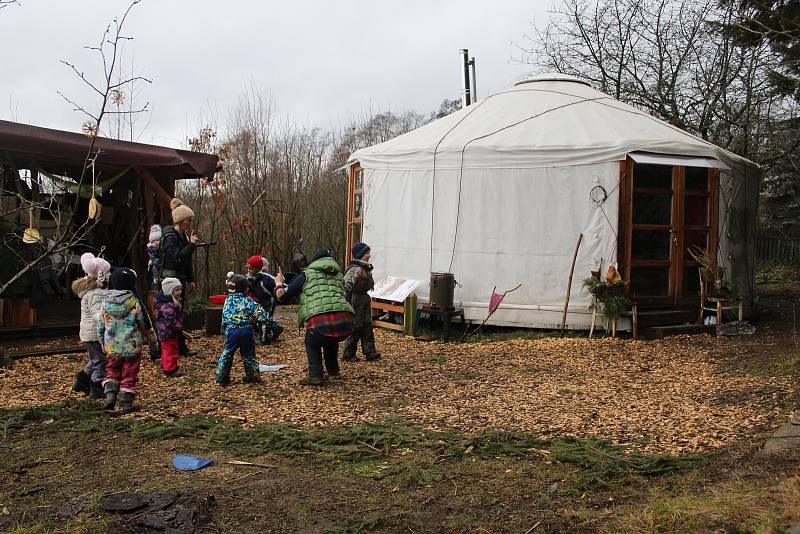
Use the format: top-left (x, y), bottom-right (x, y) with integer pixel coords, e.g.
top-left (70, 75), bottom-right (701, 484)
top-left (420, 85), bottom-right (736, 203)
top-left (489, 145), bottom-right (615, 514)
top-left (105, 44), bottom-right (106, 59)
top-left (631, 230), bottom-right (671, 260)
top-left (632, 193), bottom-right (672, 225)
top-left (630, 267), bottom-right (670, 296)
top-left (634, 164), bottom-right (673, 189)
top-left (683, 267), bottom-right (701, 295)
top-left (684, 196), bottom-right (708, 226)
top-left (685, 167), bottom-right (709, 192)
top-left (684, 230), bottom-right (708, 260)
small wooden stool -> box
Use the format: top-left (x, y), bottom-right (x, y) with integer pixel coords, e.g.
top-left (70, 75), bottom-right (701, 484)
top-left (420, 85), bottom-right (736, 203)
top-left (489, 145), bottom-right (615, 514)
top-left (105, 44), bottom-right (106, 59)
top-left (589, 298), bottom-right (637, 339)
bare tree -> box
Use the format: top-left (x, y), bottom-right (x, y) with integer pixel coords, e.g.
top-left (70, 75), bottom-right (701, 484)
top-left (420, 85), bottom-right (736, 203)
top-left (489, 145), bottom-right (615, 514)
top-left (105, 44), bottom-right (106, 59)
top-left (519, 0), bottom-right (785, 160)
top-left (178, 91), bottom-right (429, 296)
top-left (0, 0), bottom-right (148, 296)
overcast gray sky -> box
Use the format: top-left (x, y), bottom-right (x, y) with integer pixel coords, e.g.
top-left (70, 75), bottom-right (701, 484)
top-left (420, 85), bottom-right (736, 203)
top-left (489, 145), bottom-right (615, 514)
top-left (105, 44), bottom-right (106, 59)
top-left (0, 1), bottom-right (549, 148)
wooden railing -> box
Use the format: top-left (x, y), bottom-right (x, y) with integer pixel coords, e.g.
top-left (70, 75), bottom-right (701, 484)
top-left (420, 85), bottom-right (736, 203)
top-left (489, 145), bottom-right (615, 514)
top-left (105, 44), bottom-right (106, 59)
top-left (756, 235), bottom-right (800, 263)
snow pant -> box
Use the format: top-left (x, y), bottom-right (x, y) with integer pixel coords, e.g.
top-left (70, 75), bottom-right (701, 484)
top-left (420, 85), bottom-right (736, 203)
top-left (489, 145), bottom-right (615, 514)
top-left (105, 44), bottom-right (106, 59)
top-left (341, 322), bottom-right (377, 360)
top-left (257, 315), bottom-right (281, 343)
top-left (305, 329), bottom-right (340, 379)
top-left (103, 353), bottom-right (142, 394)
top-left (160, 337), bottom-right (180, 373)
top-left (83, 341), bottom-right (107, 383)
top-left (216, 326), bottom-right (259, 384)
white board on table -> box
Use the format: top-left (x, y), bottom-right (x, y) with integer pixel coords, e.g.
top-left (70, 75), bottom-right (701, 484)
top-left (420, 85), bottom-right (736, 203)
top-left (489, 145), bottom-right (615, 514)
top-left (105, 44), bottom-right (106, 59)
top-left (369, 276), bottom-right (421, 302)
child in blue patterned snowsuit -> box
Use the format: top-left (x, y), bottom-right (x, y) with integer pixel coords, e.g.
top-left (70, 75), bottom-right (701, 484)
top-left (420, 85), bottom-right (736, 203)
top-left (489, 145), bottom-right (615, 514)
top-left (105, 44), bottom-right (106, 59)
top-left (216, 274), bottom-right (268, 385)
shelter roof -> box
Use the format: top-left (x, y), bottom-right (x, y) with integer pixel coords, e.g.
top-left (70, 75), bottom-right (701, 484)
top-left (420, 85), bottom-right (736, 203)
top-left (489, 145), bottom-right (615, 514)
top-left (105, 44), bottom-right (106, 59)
top-left (0, 119), bottom-right (219, 181)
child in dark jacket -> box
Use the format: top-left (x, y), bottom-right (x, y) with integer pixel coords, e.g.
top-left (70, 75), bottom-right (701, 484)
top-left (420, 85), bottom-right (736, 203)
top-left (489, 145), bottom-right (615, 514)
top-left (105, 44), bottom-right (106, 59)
top-left (154, 277), bottom-right (184, 377)
top-left (245, 255), bottom-right (283, 344)
top-left (342, 243), bottom-right (381, 362)
top-left (216, 274), bottom-right (268, 385)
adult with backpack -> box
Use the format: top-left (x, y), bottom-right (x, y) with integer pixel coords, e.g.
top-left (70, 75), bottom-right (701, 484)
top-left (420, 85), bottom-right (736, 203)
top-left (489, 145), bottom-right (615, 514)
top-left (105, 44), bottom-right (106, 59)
top-left (159, 198), bottom-right (199, 356)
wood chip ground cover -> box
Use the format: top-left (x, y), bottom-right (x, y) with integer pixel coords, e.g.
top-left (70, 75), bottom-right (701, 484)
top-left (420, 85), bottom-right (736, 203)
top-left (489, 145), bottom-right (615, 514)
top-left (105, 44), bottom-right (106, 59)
top-left (0, 319), bottom-right (792, 455)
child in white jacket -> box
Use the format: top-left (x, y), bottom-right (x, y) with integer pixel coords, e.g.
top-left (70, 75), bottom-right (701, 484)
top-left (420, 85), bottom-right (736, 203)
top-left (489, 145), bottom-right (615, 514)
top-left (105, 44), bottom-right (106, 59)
top-left (71, 253), bottom-right (111, 399)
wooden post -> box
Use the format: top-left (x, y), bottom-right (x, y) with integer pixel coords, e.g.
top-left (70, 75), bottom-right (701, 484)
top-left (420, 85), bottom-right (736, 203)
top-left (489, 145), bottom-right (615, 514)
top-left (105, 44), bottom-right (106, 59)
top-left (560, 233), bottom-right (584, 337)
top-left (136, 168), bottom-right (173, 209)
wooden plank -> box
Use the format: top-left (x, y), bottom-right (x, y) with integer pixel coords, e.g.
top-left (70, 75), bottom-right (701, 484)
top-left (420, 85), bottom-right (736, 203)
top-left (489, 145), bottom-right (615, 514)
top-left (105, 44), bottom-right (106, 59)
top-left (8, 345), bottom-right (84, 360)
top-left (372, 320), bottom-right (404, 332)
top-left (371, 302), bottom-right (405, 313)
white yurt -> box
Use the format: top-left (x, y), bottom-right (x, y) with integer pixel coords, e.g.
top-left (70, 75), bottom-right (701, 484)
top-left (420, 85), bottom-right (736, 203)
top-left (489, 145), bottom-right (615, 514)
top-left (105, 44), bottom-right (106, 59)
top-left (345, 74), bottom-right (760, 330)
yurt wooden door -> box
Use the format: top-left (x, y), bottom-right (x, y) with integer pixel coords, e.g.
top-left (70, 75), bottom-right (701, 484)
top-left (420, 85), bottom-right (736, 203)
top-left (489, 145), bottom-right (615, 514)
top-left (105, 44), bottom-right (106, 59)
top-left (620, 159), bottom-right (719, 307)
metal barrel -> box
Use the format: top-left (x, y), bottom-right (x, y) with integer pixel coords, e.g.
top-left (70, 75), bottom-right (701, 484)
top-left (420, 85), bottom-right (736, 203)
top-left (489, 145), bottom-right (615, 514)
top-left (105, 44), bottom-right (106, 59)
top-left (429, 272), bottom-right (456, 310)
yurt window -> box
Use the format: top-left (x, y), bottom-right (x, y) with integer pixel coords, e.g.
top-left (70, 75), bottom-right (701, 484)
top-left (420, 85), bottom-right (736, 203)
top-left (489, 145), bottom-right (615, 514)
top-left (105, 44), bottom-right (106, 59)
top-left (346, 164), bottom-right (365, 257)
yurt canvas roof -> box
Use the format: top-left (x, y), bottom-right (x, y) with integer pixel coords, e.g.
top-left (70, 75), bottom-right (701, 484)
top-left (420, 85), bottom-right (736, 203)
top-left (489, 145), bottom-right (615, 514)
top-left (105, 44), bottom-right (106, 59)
top-left (350, 74), bottom-right (755, 171)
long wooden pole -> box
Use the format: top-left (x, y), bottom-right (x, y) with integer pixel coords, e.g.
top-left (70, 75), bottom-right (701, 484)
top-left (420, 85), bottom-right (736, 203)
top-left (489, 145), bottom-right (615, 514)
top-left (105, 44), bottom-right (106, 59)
top-left (560, 233), bottom-right (584, 337)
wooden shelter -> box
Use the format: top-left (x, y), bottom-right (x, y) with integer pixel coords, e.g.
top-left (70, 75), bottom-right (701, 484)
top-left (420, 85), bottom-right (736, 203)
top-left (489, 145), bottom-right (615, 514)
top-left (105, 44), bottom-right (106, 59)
top-left (0, 119), bottom-right (218, 338)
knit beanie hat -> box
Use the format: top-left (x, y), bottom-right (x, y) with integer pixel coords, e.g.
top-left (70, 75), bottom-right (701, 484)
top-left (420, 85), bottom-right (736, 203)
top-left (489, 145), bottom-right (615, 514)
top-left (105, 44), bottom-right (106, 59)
top-left (170, 198), bottom-right (195, 224)
top-left (161, 277), bottom-right (182, 296)
top-left (148, 224), bottom-right (162, 242)
top-left (352, 242), bottom-right (370, 260)
top-left (227, 274), bottom-right (248, 294)
top-left (80, 252), bottom-right (112, 279)
top-left (246, 255), bottom-right (264, 270)
top-left (111, 267), bottom-right (137, 291)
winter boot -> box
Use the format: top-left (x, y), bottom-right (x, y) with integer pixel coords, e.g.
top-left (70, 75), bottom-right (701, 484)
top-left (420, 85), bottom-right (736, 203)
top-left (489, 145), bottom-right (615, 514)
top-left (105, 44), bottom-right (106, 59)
top-left (103, 382), bottom-right (119, 411)
top-left (242, 373), bottom-right (262, 384)
top-left (72, 371), bottom-right (91, 395)
top-left (272, 324), bottom-right (284, 342)
top-left (89, 381), bottom-right (104, 400)
top-left (149, 341), bottom-right (161, 362)
top-left (118, 392), bottom-right (137, 415)
top-left (365, 353), bottom-right (382, 362)
top-left (298, 375), bottom-right (325, 386)
top-left (163, 369), bottom-right (183, 378)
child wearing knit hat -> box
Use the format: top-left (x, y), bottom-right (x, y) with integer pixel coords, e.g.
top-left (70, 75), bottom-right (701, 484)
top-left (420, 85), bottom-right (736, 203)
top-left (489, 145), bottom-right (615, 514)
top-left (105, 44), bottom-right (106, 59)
top-left (245, 255), bottom-right (283, 344)
top-left (146, 224), bottom-right (163, 290)
top-left (342, 242), bottom-right (381, 362)
top-left (98, 268), bottom-right (156, 414)
top-left (215, 274), bottom-right (268, 385)
top-left (70, 252), bottom-right (112, 400)
top-left (154, 277), bottom-right (184, 377)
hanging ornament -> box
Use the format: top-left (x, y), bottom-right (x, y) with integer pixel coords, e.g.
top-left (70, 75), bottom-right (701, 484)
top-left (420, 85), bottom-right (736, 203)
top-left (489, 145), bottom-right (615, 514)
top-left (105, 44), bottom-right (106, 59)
top-left (87, 157), bottom-right (102, 220)
top-left (22, 206), bottom-right (41, 244)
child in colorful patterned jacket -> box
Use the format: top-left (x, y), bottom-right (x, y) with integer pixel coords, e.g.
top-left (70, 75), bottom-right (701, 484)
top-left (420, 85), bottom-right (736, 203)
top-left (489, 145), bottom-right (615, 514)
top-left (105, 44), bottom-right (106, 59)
top-left (215, 274), bottom-right (268, 386)
top-left (98, 267), bottom-right (156, 415)
top-left (154, 277), bottom-right (184, 378)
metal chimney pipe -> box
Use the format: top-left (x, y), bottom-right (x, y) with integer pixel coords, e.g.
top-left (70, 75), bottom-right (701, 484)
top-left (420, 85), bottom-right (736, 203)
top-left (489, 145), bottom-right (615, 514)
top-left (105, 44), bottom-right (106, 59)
top-left (469, 56), bottom-right (477, 102)
top-left (460, 48), bottom-right (471, 107)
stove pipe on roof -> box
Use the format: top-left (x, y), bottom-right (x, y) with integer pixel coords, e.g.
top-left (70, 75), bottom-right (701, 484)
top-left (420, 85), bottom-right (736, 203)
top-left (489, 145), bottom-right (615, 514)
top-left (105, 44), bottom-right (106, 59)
top-left (460, 48), bottom-right (472, 107)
